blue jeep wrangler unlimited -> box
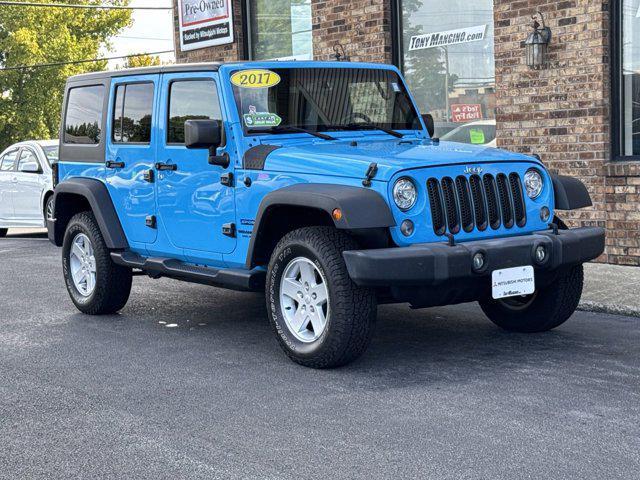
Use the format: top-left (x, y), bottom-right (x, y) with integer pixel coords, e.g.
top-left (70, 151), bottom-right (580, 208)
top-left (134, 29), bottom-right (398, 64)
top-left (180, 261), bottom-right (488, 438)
top-left (48, 61), bottom-right (605, 368)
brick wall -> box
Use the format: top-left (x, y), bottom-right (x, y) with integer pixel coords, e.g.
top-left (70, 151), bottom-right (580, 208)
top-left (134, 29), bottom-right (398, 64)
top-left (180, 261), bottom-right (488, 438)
top-left (173, 0), bottom-right (245, 63)
top-left (311, 0), bottom-right (392, 63)
top-left (494, 0), bottom-right (639, 266)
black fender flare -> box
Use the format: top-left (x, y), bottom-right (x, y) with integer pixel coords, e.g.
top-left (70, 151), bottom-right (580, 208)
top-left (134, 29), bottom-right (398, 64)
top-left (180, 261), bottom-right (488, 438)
top-left (246, 183), bottom-right (395, 268)
top-left (551, 174), bottom-right (592, 210)
top-left (50, 178), bottom-right (128, 249)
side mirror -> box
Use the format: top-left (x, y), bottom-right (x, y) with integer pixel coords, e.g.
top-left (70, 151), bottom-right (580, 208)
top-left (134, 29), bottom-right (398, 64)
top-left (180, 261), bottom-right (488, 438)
top-left (184, 119), bottom-right (229, 168)
top-left (421, 113), bottom-right (435, 138)
top-left (19, 161), bottom-right (41, 174)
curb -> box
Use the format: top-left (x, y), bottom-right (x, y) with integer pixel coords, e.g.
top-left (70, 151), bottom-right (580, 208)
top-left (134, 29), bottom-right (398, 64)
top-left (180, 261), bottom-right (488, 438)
top-left (578, 301), bottom-right (640, 319)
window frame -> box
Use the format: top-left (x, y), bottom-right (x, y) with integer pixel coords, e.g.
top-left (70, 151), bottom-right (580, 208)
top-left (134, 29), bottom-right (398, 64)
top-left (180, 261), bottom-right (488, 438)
top-left (111, 81), bottom-right (155, 146)
top-left (166, 78), bottom-right (223, 146)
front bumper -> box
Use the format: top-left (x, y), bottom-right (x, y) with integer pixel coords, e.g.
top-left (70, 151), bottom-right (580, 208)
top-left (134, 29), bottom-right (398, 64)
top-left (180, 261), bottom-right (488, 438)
top-left (343, 227), bottom-right (604, 307)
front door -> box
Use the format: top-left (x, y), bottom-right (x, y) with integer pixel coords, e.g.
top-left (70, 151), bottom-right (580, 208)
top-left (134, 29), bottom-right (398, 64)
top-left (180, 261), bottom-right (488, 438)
top-left (105, 75), bottom-right (159, 246)
top-left (0, 148), bottom-right (19, 223)
top-left (14, 148), bottom-right (45, 223)
top-left (155, 73), bottom-right (236, 259)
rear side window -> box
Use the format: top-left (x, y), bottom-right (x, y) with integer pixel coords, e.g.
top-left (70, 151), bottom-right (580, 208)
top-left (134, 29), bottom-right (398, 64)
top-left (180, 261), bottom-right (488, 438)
top-left (0, 149), bottom-right (19, 171)
top-left (112, 82), bottom-right (154, 144)
top-left (168, 80), bottom-right (221, 144)
top-left (64, 85), bottom-right (105, 145)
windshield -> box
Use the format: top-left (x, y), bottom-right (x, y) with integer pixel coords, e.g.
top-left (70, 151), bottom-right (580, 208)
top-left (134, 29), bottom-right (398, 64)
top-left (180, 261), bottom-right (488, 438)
top-left (42, 145), bottom-right (59, 165)
top-left (232, 67), bottom-right (422, 134)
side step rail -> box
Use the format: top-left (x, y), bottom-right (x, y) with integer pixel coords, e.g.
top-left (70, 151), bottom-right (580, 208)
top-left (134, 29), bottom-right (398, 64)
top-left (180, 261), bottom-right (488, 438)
top-left (111, 251), bottom-right (265, 292)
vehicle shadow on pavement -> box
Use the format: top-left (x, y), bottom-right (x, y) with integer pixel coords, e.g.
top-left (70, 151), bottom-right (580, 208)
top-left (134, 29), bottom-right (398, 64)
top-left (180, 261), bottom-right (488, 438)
top-left (63, 281), bottom-right (593, 389)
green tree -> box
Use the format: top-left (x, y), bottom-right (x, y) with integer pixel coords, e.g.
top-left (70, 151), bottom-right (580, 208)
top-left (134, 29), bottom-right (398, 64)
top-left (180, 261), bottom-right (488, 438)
top-left (0, 0), bottom-right (132, 150)
top-left (122, 53), bottom-right (161, 69)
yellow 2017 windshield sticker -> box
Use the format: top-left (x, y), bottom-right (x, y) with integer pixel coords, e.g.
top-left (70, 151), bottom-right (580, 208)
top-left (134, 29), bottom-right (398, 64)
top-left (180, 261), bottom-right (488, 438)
top-left (231, 69), bottom-right (281, 89)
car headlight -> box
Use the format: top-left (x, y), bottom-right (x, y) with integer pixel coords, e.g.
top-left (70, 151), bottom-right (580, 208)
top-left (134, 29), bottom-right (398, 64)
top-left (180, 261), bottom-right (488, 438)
top-left (393, 177), bottom-right (417, 211)
top-left (524, 169), bottom-right (544, 199)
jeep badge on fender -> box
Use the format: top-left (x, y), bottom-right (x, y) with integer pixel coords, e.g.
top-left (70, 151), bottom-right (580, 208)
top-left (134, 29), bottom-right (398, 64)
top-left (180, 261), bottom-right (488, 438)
top-left (47, 61), bottom-right (605, 369)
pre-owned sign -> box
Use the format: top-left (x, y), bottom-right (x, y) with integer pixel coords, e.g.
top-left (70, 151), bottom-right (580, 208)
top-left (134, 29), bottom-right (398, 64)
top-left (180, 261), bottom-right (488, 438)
top-left (408, 25), bottom-right (486, 51)
top-left (178, 0), bottom-right (234, 52)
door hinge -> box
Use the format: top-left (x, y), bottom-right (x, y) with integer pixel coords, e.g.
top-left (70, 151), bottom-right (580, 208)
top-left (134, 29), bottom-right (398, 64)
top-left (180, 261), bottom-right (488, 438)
top-left (143, 169), bottom-right (155, 183)
top-left (145, 215), bottom-right (157, 229)
top-left (220, 172), bottom-right (234, 187)
top-left (222, 223), bottom-right (236, 237)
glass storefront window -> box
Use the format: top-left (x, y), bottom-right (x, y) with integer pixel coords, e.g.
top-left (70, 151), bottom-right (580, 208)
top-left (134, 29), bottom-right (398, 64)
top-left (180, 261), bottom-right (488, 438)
top-left (621, 0), bottom-right (640, 156)
top-left (400, 0), bottom-right (496, 144)
top-left (248, 0), bottom-right (313, 60)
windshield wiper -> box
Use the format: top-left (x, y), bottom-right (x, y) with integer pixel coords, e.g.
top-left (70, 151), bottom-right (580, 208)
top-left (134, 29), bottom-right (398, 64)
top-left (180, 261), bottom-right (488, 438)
top-left (247, 125), bottom-right (336, 141)
top-left (326, 123), bottom-right (405, 139)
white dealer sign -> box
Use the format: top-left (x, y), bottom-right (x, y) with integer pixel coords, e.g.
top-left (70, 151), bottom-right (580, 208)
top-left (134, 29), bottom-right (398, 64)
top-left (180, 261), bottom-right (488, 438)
top-left (178, 0), bottom-right (234, 52)
top-left (408, 25), bottom-right (487, 51)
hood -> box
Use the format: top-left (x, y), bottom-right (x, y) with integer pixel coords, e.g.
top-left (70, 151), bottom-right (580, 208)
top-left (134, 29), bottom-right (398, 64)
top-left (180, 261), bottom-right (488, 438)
top-left (257, 136), bottom-right (539, 182)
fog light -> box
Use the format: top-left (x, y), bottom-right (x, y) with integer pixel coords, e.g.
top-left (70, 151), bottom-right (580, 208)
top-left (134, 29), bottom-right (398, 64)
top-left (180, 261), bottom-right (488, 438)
top-left (400, 219), bottom-right (414, 237)
top-left (472, 252), bottom-right (485, 271)
top-left (535, 245), bottom-right (547, 264)
top-left (540, 206), bottom-right (550, 222)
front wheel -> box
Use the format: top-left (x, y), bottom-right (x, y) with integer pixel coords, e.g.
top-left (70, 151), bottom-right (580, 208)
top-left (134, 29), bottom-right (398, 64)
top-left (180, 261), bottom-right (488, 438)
top-left (266, 227), bottom-right (377, 369)
top-left (479, 264), bottom-right (584, 333)
top-left (62, 211), bottom-right (132, 315)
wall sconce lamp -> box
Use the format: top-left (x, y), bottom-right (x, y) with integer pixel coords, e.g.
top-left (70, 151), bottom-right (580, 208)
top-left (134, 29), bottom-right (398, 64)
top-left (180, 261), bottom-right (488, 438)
top-left (525, 12), bottom-right (551, 69)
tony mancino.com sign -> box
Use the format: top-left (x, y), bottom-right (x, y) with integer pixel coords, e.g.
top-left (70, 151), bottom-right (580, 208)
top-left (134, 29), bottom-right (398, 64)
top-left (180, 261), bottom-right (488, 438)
top-left (409, 25), bottom-right (486, 51)
top-left (178, 0), bottom-right (234, 52)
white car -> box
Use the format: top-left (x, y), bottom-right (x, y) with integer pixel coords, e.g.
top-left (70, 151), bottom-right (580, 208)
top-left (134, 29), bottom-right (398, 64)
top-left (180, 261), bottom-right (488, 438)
top-left (0, 140), bottom-right (59, 237)
top-left (441, 119), bottom-right (497, 147)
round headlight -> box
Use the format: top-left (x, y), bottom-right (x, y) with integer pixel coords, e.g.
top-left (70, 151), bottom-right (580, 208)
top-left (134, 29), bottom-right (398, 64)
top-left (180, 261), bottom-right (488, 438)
top-left (524, 169), bottom-right (544, 199)
top-left (393, 178), bottom-right (417, 211)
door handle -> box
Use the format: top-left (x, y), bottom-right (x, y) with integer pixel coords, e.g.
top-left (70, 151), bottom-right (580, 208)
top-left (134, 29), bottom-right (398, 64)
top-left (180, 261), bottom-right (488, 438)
top-left (155, 162), bottom-right (177, 171)
top-left (106, 160), bottom-right (125, 169)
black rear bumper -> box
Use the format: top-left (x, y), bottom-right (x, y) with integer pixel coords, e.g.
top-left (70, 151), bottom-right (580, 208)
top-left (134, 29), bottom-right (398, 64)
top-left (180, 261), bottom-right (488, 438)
top-left (343, 227), bottom-right (604, 307)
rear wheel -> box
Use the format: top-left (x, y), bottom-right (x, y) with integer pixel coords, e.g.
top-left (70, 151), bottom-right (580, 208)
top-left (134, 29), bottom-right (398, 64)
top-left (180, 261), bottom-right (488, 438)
top-left (266, 227), bottom-right (377, 368)
top-left (62, 211), bottom-right (132, 315)
top-left (0, 228), bottom-right (7, 238)
top-left (44, 195), bottom-right (54, 222)
top-left (479, 264), bottom-right (584, 333)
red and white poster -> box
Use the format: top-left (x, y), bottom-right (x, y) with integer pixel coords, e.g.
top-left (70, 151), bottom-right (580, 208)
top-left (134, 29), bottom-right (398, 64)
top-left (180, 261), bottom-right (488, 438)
top-left (451, 104), bottom-right (482, 123)
top-left (178, 0), bottom-right (234, 52)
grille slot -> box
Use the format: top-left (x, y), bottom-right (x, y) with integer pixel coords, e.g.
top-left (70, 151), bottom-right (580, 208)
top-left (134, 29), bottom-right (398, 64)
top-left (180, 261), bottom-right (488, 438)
top-left (427, 171), bottom-right (528, 236)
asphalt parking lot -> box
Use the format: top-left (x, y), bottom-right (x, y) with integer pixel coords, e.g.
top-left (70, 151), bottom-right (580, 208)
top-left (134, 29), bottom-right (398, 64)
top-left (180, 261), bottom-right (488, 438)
top-left (1, 230), bottom-right (639, 479)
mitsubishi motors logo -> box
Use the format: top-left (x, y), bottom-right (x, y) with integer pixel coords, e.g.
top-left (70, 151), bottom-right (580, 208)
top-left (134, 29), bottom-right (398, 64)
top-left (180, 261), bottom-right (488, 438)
top-left (464, 166), bottom-right (483, 175)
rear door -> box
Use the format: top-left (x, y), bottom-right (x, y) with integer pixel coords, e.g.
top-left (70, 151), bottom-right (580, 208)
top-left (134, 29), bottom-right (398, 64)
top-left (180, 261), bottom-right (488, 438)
top-left (105, 75), bottom-right (159, 246)
top-left (14, 147), bottom-right (45, 222)
top-left (0, 148), bottom-right (19, 223)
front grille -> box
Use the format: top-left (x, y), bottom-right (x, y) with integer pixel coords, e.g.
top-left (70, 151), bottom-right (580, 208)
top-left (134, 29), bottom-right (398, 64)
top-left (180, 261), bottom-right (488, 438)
top-left (427, 172), bottom-right (527, 236)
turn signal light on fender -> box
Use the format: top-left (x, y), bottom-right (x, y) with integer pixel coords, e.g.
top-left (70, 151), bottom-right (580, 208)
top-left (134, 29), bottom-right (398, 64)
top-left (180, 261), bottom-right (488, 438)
top-left (332, 208), bottom-right (343, 221)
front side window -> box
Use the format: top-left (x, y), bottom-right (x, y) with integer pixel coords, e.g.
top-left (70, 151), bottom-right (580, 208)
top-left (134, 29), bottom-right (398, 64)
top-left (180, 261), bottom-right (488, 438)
top-left (249, 0), bottom-right (313, 60)
top-left (232, 68), bottom-right (421, 133)
top-left (64, 85), bottom-right (104, 145)
top-left (112, 83), bottom-right (154, 143)
top-left (620, 0), bottom-right (640, 156)
top-left (0, 149), bottom-right (19, 171)
top-left (168, 80), bottom-right (222, 144)
top-left (401, 0), bottom-right (496, 142)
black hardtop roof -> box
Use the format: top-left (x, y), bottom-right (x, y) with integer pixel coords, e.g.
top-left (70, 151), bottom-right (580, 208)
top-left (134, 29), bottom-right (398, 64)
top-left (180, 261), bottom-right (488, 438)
top-left (66, 62), bottom-right (223, 83)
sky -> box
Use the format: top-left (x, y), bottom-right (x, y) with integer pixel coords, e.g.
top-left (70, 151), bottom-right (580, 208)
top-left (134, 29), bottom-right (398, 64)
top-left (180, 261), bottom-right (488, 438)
top-left (103, 0), bottom-right (176, 68)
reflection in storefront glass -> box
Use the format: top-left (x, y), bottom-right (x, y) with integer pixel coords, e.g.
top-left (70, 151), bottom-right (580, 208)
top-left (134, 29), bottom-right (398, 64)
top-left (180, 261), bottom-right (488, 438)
top-left (401, 0), bottom-right (496, 142)
top-left (250, 0), bottom-right (313, 60)
top-left (622, 0), bottom-right (640, 155)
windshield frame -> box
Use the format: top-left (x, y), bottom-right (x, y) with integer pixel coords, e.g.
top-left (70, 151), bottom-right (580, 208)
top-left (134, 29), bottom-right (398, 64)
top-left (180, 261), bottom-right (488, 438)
top-left (227, 64), bottom-right (427, 138)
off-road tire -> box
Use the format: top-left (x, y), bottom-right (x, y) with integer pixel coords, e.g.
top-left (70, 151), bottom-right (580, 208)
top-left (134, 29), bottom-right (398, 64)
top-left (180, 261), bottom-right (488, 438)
top-left (479, 264), bottom-right (584, 333)
top-left (62, 211), bottom-right (132, 315)
top-left (0, 228), bottom-right (7, 238)
top-left (266, 226), bottom-right (377, 368)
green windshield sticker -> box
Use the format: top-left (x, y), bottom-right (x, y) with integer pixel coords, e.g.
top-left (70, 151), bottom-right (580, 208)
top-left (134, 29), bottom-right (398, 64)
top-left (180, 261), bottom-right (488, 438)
top-left (243, 105), bottom-right (282, 128)
top-left (469, 128), bottom-right (486, 144)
